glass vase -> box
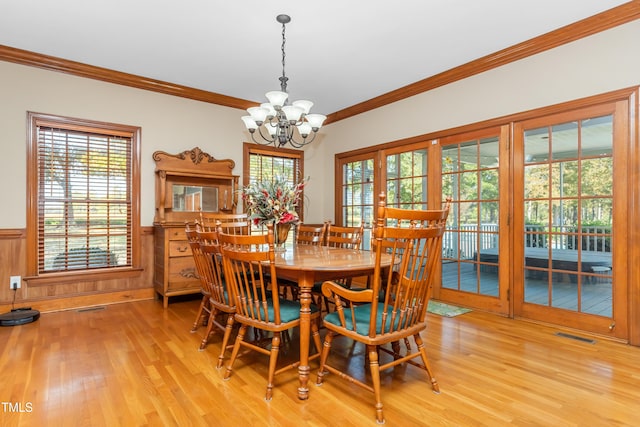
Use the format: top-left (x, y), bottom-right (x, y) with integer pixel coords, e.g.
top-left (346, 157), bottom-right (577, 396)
top-left (274, 222), bottom-right (292, 252)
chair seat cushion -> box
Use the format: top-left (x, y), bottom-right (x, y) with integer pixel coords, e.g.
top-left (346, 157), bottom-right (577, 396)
top-left (252, 298), bottom-right (320, 324)
top-left (323, 302), bottom-right (402, 335)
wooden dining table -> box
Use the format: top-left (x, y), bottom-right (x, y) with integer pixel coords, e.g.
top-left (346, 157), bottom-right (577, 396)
top-left (272, 244), bottom-right (392, 400)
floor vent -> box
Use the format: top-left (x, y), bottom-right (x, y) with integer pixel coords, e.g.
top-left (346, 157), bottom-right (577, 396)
top-left (555, 332), bottom-right (596, 344)
top-left (77, 306), bottom-right (106, 313)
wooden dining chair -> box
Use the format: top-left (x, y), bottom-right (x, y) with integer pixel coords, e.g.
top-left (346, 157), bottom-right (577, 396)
top-left (295, 223), bottom-right (327, 246)
top-left (195, 228), bottom-right (239, 368)
top-left (316, 194), bottom-right (451, 424)
top-left (312, 223), bottom-right (366, 312)
top-left (186, 222), bottom-right (212, 334)
top-left (324, 223), bottom-right (364, 249)
top-left (218, 225), bottom-right (323, 401)
top-left (281, 223), bottom-right (327, 300)
top-left (200, 212), bottom-right (251, 235)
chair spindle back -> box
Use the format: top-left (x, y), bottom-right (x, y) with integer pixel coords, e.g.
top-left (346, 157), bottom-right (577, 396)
top-left (324, 223), bottom-right (364, 249)
top-left (218, 226), bottom-right (282, 324)
top-left (296, 223), bottom-right (327, 246)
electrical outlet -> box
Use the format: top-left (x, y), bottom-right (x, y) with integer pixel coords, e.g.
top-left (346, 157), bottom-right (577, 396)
top-left (10, 275), bottom-right (21, 289)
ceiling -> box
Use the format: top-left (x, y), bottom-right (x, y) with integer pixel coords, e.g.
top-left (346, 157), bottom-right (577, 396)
top-left (0, 0), bottom-right (630, 116)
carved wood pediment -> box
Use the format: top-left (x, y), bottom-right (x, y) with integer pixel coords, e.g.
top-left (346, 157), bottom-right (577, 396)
top-left (152, 147), bottom-right (239, 224)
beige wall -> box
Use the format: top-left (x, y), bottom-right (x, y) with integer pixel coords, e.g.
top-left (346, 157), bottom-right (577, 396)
top-left (309, 20), bottom-right (640, 224)
top-left (0, 61), bottom-right (247, 228)
top-left (1, 20), bottom-right (639, 228)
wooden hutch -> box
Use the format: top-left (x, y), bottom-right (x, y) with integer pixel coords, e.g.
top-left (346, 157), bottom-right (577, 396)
top-left (153, 147), bottom-right (239, 307)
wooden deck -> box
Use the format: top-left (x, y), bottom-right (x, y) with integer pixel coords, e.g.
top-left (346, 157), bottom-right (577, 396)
top-left (1, 298), bottom-right (637, 426)
top-left (442, 261), bottom-right (613, 317)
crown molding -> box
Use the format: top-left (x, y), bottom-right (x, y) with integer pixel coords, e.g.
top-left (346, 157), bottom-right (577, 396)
top-left (0, 44), bottom-right (256, 111)
top-left (325, 1), bottom-right (640, 124)
top-left (1, 2), bottom-right (638, 121)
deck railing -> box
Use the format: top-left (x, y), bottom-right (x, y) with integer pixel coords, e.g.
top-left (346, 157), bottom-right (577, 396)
top-left (443, 224), bottom-right (611, 260)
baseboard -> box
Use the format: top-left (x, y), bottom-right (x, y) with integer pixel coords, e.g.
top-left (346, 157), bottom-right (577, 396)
top-left (0, 288), bottom-right (155, 314)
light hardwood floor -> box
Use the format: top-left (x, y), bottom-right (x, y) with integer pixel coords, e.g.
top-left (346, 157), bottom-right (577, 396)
top-left (1, 297), bottom-right (638, 426)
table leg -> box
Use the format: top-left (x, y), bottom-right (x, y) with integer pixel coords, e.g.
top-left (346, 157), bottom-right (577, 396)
top-left (297, 272), bottom-right (312, 400)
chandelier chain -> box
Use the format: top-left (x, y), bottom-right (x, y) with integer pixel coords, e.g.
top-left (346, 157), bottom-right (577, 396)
top-left (281, 21), bottom-right (287, 92)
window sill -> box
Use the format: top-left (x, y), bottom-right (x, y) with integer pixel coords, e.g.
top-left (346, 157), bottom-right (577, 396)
top-left (24, 267), bottom-right (145, 286)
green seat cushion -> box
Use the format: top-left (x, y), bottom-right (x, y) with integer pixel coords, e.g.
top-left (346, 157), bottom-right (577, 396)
top-left (248, 298), bottom-right (319, 323)
top-left (323, 302), bottom-right (403, 335)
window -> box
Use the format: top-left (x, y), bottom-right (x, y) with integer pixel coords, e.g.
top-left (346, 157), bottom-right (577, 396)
top-left (27, 113), bottom-right (141, 282)
top-left (243, 143), bottom-right (304, 231)
top-left (385, 146), bottom-right (429, 209)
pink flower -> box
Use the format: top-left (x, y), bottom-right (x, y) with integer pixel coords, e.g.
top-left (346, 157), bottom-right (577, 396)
top-left (279, 212), bottom-right (297, 224)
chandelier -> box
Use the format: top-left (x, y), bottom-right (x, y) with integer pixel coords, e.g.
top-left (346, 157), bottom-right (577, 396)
top-left (241, 14), bottom-right (326, 148)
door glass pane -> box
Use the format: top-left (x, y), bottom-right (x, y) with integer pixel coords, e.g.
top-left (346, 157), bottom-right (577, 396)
top-left (441, 136), bottom-right (500, 297)
top-left (480, 170), bottom-right (499, 201)
top-left (523, 115), bottom-right (613, 317)
top-left (341, 158), bottom-right (374, 250)
top-left (581, 115), bottom-right (613, 156)
top-left (460, 172), bottom-right (478, 200)
top-left (582, 158), bottom-right (613, 196)
top-left (386, 148), bottom-right (427, 209)
top-left (551, 161), bottom-right (578, 198)
top-left (551, 122), bottom-right (578, 160)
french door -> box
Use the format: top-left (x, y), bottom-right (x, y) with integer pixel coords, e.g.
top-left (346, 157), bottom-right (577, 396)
top-left (437, 127), bottom-right (510, 314)
top-left (336, 153), bottom-right (377, 250)
top-left (334, 95), bottom-right (632, 339)
top-left (513, 102), bottom-right (628, 337)
top-left (436, 102), bottom-right (629, 337)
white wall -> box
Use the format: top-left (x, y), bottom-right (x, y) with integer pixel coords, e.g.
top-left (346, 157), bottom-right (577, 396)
top-left (306, 20), bottom-right (640, 224)
top-left (1, 20), bottom-right (639, 228)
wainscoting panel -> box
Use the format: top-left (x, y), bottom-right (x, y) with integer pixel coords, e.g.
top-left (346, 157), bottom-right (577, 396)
top-left (0, 227), bottom-right (156, 313)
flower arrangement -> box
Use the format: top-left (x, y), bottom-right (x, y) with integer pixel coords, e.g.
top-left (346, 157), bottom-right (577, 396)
top-left (241, 175), bottom-right (307, 226)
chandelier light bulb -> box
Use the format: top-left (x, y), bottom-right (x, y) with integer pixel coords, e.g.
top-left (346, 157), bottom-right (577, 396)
top-left (292, 100), bottom-right (313, 114)
top-left (260, 103), bottom-right (277, 119)
top-left (247, 107), bottom-right (269, 125)
top-left (297, 122), bottom-right (312, 137)
top-left (304, 114), bottom-right (327, 130)
top-left (265, 91), bottom-right (288, 108)
top-left (266, 123), bottom-right (278, 136)
top-left (241, 116), bottom-right (258, 131)
top-left (282, 105), bottom-right (304, 123)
